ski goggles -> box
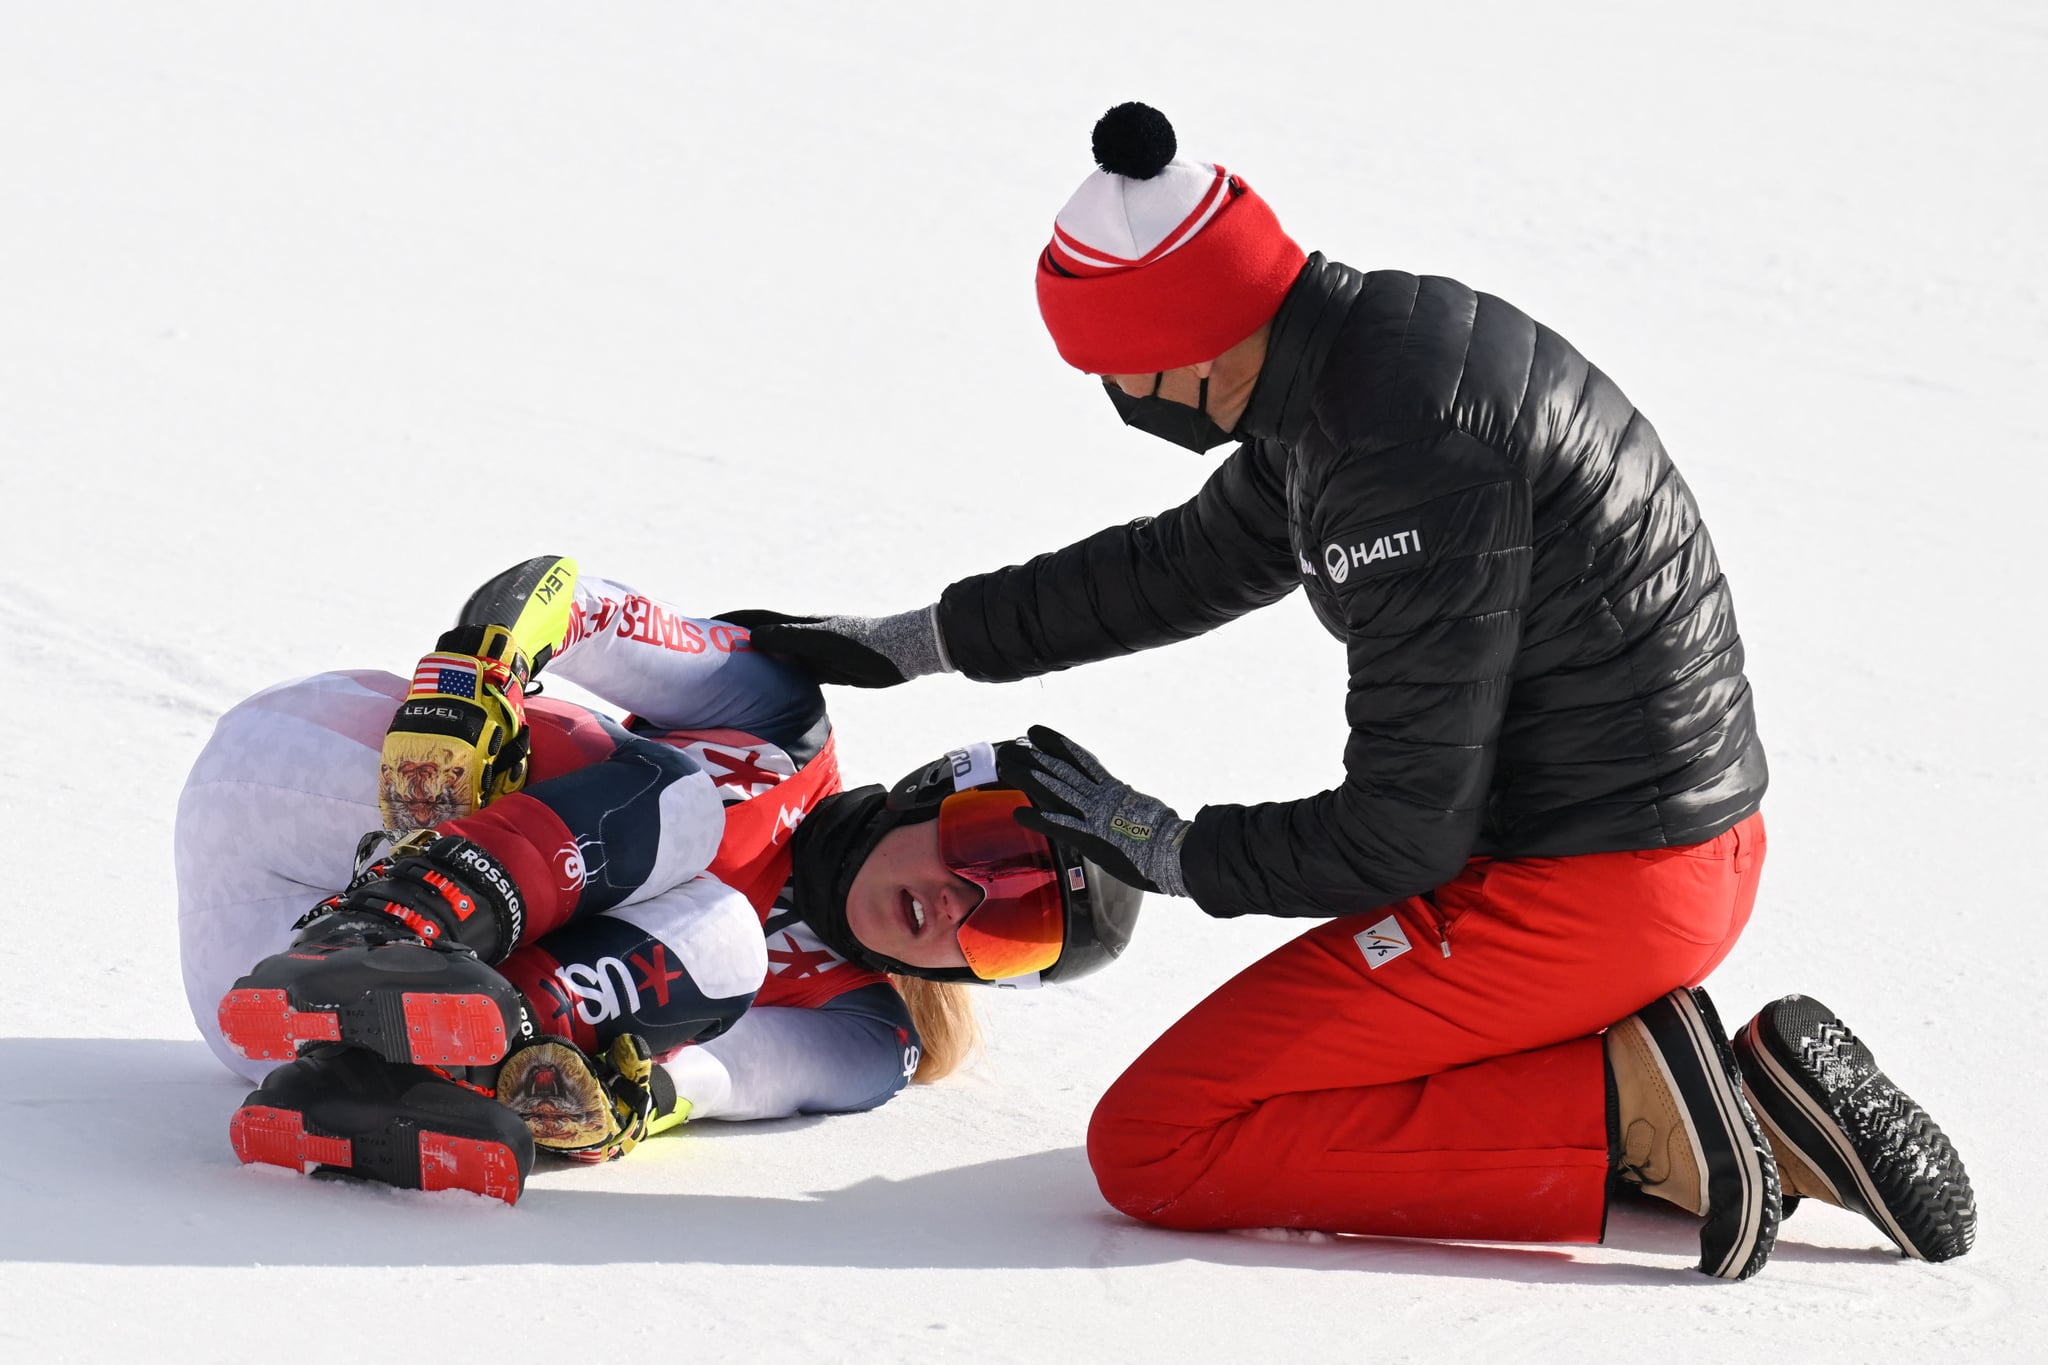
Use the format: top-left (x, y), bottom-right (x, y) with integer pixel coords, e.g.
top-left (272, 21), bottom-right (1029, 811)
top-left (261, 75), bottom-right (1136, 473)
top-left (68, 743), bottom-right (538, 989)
top-left (938, 788), bottom-right (1069, 981)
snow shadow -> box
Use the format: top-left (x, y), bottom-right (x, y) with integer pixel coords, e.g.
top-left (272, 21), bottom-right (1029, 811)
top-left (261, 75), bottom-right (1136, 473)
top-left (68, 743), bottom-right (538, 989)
top-left (0, 1038), bottom-right (1894, 1282)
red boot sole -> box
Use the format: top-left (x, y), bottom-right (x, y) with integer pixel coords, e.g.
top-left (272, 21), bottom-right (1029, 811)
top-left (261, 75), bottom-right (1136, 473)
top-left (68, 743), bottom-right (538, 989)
top-left (219, 987), bottom-right (510, 1066)
top-left (230, 1104), bottom-right (354, 1170)
top-left (418, 1133), bottom-right (526, 1202)
top-left (400, 993), bottom-right (514, 1067)
top-left (218, 989), bottom-right (341, 1060)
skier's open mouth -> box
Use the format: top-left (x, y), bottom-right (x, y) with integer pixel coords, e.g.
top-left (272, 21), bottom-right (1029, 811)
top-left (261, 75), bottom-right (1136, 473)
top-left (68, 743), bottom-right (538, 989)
top-left (898, 888), bottom-right (926, 938)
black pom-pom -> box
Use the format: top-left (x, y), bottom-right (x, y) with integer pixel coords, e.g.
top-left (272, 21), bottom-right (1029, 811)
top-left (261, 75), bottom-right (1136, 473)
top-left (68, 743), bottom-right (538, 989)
top-left (1091, 102), bottom-right (1176, 180)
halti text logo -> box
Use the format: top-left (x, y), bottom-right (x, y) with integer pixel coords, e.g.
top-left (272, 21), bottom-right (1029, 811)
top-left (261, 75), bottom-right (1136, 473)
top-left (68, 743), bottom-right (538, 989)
top-left (1323, 529), bottom-right (1423, 585)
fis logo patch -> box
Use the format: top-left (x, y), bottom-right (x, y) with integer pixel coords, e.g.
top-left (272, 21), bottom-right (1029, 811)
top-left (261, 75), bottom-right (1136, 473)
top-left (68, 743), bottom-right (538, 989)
top-left (1322, 525), bottom-right (1427, 586)
top-left (1354, 915), bottom-right (1412, 970)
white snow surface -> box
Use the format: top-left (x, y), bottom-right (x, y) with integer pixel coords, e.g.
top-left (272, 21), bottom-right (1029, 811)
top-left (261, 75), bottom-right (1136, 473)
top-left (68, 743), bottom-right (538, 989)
top-left (3, 2), bottom-right (2044, 1360)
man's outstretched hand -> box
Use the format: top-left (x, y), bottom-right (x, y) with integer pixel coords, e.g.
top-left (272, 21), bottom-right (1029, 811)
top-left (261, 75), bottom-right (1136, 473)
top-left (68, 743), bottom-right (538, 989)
top-left (997, 725), bottom-right (1189, 898)
top-left (719, 606), bottom-right (953, 689)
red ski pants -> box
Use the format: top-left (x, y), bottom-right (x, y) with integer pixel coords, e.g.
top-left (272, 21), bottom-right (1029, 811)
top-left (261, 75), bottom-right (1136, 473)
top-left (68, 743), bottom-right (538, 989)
top-left (1088, 814), bottom-right (1766, 1243)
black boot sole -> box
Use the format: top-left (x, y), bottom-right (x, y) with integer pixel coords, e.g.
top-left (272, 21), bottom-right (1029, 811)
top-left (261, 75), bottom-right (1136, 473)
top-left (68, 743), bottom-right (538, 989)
top-left (220, 942), bottom-right (528, 1068)
top-left (1632, 987), bottom-right (1782, 1280)
top-left (230, 1056), bottom-right (533, 1205)
top-left (1735, 994), bottom-right (1976, 1262)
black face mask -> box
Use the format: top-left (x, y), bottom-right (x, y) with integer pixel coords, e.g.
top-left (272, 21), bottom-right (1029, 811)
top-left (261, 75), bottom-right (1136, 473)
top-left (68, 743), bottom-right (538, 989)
top-left (1103, 373), bottom-right (1238, 453)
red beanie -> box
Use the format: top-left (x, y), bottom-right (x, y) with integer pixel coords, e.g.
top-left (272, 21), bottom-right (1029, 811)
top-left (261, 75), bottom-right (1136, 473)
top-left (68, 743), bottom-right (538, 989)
top-left (1035, 104), bottom-right (1305, 375)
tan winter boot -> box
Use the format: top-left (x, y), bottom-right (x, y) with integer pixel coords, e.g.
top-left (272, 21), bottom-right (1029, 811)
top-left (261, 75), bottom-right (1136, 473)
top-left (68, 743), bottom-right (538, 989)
top-left (1605, 987), bottom-right (1781, 1280)
top-left (1770, 1128), bottom-right (1840, 1205)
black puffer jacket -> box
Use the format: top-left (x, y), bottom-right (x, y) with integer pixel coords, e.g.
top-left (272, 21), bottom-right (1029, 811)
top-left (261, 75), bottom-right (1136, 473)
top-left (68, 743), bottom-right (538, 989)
top-left (939, 255), bottom-right (1766, 919)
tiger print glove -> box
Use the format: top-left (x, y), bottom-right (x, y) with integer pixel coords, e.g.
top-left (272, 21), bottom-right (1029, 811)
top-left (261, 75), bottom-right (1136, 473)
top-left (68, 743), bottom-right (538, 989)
top-left (495, 1034), bottom-right (687, 1162)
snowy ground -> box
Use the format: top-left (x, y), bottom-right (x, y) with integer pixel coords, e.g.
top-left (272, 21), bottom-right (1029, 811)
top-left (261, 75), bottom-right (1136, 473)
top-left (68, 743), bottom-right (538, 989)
top-left (3, 2), bottom-right (2044, 1360)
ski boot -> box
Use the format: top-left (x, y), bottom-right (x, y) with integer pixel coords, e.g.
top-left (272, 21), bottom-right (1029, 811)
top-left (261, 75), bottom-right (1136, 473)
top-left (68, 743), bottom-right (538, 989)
top-left (218, 830), bottom-right (536, 1069)
top-left (1736, 994), bottom-right (1976, 1261)
top-left (230, 1043), bottom-right (534, 1204)
top-left (1607, 987), bottom-right (1781, 1281)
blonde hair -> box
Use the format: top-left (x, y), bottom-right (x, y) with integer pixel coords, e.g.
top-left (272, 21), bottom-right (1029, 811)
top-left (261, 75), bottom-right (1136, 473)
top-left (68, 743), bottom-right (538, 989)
top-left (887, 975), bottom-right (981, 1083)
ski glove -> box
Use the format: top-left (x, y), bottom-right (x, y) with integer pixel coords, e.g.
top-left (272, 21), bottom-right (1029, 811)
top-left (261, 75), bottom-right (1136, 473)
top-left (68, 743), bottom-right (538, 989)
top-left (998, 725), bottom-right (1190, 898)
top-left (495, 1034), bottom-right (687, 1163)
top-left (718, 606), bottom-right (952, 688)
top-left (380, 623), bottom-right (533, 831)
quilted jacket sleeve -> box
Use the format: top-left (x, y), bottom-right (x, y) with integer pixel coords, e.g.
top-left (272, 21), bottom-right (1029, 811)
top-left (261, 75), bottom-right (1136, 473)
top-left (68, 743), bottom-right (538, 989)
top-left (935, 440), bottom-right (1300, 681)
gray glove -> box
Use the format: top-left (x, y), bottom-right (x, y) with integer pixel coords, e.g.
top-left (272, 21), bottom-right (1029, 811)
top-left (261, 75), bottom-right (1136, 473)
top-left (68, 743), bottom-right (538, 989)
top-left (717, 605), bottom-right (953, 689)
top-left (997, 725), bottom-right (1190, 898)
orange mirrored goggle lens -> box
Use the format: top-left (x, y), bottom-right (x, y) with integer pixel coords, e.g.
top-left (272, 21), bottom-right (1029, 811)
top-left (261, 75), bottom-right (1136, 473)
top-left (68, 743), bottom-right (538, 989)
top-left (937, 788), bottom-right (1066, 981)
